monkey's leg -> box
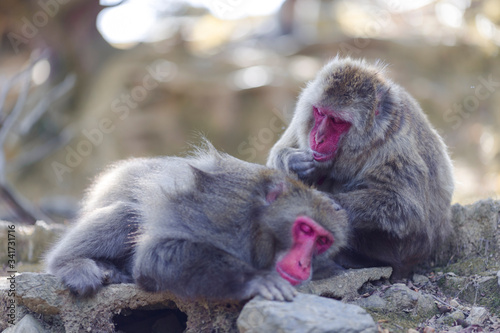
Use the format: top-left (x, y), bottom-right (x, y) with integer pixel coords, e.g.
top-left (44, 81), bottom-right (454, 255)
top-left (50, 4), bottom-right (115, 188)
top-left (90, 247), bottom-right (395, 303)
top-left (46, 202), bottom-right (139, 296)
top-left (133, 237), bottom-right (297, 301)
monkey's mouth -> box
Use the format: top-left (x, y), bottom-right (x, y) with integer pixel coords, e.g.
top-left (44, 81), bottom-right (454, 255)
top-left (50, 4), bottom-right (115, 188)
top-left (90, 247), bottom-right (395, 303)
top-left (276, 266), bottom-right (304, 286)
top-left (312, 151), bottom-right (335, 162)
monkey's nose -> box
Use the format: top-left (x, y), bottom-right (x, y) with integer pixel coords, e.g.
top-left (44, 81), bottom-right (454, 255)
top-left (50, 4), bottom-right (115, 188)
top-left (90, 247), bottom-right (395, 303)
top-left (298, 259), bottom-right (310, 271)
top-left (315, 133), bottom-right (324, 144)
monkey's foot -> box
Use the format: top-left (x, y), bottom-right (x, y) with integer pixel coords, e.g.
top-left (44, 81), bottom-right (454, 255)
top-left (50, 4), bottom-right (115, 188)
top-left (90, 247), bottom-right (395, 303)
top-left (55, 258), bottom-right (105, 297)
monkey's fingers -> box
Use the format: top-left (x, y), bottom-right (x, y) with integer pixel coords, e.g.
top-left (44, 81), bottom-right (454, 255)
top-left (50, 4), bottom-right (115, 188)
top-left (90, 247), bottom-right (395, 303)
top-left (255, 283), bottom-right (277, 301)
top-left (246, 276), bottom-right (276, 300)
top-left (274, 281), bottom-right (297, 302)
top-left (296, 167), bottom-right (315, 181)
top-left (287, 150), bottom-right (316, 180)
top-left (267, 285), bottom-right (286, 302)
top-left (265, 275), bottom-right (298, 302)
top-left (252, 277), bottom-right (288, 301)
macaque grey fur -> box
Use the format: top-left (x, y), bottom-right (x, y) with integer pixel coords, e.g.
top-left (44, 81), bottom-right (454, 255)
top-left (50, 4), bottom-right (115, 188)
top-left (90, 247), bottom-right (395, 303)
top-left (46, 143), bottom-right (348, 301)
top-left (267, 57), bottom-right (454, 279)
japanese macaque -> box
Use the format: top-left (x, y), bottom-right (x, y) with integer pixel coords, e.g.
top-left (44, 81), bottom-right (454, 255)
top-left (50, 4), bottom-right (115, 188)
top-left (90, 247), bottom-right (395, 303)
top-left (45, 143), bottom-right (348, 301)
top-left (267, 57), bottom-right (454, 279)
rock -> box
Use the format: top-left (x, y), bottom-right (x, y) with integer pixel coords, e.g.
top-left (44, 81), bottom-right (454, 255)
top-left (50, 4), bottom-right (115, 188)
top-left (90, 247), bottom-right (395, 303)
top-left (450, 310), bottom-right (465, 321)
top-left (413, 274), bottom-right (430, 286)
top-left (467, 306), bottom-right (489, 325)
top-left (436, 313), bottom-right (456, 326)
top-left (2, 314), bottom-right (48, 333)
top-left (383, 283), bottom-right (419, 310)
top-left (298, 267), bottom-right (392, 299)
top-left (439, 272), bottom-right (500, 314)
top-left (237, 293), bottom-right (377, 333)
top-left (3, 272), bottom-right (241, 333)
top-left (449, 299), bottom-right (460, 308)
top-left (382, 284), bottom-right (436, 317)
top-left (435, 199), bottom-right (500, 267)
top-left (354, 294), bottom-right (386, 310)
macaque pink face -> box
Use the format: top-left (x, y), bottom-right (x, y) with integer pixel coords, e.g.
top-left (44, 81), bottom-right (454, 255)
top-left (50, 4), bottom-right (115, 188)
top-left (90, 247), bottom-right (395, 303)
top-left (309, 107), bottom-right (351, 162)
top-left (276, 216), bottom-right (334, 286)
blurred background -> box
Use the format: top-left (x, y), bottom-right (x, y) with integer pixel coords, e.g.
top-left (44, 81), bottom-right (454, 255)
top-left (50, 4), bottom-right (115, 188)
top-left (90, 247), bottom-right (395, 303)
top-left (0, 0), bottom-right (499, 223)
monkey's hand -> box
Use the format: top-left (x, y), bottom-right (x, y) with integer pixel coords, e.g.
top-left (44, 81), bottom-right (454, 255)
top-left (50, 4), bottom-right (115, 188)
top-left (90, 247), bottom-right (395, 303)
top-left (284, 149), bottom-right (316, 183)
top-left (245, 272), bottom-right (298, 302)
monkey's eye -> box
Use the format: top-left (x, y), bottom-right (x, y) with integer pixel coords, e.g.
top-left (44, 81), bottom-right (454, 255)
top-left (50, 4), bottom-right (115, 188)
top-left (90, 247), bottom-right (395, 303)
top-left (299, 223), bottom-right (314, 236)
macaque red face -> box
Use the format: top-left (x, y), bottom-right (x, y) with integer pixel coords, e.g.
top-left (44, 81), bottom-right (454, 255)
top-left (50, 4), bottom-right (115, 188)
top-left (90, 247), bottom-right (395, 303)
top-left (276, 216), bottom-right (334, 286)
top-left (309, 106), bottom-right (351, 162)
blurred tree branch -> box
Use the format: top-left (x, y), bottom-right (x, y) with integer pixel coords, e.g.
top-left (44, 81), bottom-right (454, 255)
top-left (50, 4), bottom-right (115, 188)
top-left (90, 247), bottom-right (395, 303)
top-left (0, 51), bottom-right (74, 224)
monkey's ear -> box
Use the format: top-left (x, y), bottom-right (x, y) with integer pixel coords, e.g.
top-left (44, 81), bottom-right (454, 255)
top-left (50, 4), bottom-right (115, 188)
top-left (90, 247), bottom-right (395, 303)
top-left (189, 165), bottom-right (216, 190)
top-left (265, 182), bottom-right (287, 204)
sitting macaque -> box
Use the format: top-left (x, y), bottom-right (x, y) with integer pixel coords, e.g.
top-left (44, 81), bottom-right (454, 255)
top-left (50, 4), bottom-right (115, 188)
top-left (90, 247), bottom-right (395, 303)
top-left (46, 143), bottom-right (348, 301)
top-left (268, 57), bottom-right (454, 279)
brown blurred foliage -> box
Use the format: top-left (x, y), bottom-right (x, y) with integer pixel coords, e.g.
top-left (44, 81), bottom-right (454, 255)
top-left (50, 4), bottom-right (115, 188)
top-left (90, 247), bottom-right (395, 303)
top-left (0, 0), bottom-right (499, 222)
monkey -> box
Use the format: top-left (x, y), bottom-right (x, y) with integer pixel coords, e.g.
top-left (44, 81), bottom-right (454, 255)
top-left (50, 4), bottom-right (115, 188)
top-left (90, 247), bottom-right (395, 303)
top-left (45, 142), bottom-right (348, 301)
top-left (267, 57), bottom-right (454, 280)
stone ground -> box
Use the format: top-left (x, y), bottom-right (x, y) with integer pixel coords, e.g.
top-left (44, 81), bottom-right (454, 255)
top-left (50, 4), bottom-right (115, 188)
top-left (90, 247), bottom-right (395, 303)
top-left (354, 271), bottom-right (500, 332)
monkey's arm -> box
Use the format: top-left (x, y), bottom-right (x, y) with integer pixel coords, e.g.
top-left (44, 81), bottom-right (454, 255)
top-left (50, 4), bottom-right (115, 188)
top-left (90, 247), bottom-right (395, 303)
top-left (133, 237), bottom-right (296, 301)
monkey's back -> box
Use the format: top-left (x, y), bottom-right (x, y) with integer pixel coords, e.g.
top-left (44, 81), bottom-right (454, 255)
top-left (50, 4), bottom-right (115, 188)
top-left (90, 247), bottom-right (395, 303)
top-left (375, 85), bottom-right (454, 242)
top-left (78, 150), bottom-right (272, 261)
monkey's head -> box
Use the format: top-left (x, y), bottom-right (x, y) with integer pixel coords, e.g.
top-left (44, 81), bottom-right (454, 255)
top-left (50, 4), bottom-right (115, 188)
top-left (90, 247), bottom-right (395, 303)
top-left (257, 172), bottom-right (348, 285)
top-left (297, 56), bottom-right (393, 166)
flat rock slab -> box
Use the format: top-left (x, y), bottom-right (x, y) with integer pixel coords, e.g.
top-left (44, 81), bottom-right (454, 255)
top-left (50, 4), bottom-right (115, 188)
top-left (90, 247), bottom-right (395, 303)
top-left (298, 267), bottom-right (392, 299)
top-left (8, 272), bottom-right (242, 333)
top-left (238, 293), bottom-right (377, 333)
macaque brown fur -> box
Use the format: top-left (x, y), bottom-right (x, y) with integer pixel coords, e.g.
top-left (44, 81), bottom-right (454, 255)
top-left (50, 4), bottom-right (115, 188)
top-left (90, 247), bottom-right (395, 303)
top-left (46, 142), bottom-right (348, 301)
top-left (267, 57), bottom-right (454, 279)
